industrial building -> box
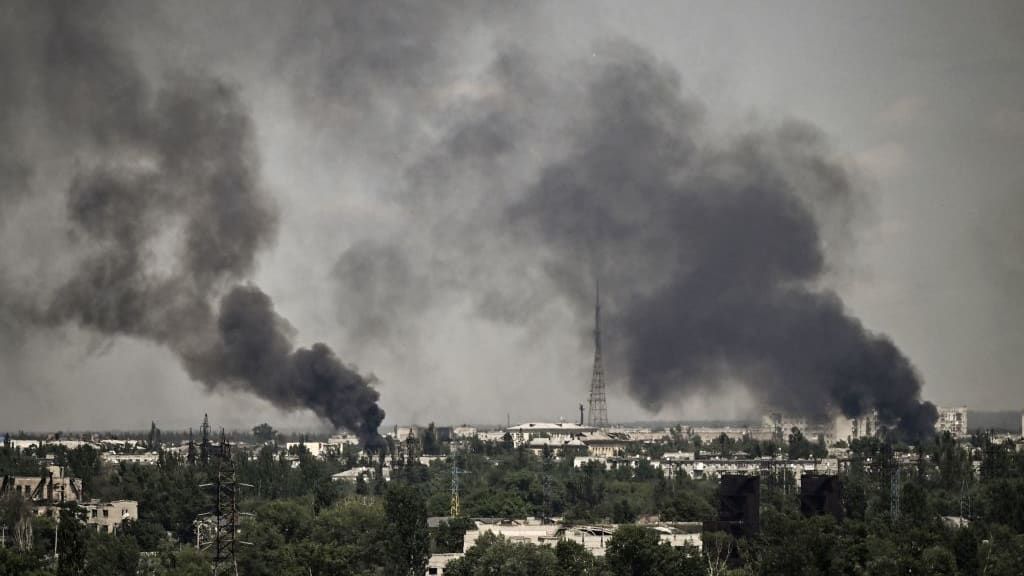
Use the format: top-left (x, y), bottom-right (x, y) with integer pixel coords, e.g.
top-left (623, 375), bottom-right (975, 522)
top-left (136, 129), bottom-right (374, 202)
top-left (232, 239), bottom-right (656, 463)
top-left (1, 465), bottom-right (83, 503)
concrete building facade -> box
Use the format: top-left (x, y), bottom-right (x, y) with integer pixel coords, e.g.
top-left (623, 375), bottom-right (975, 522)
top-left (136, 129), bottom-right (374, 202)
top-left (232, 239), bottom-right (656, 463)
top-left (462, 519), bottom-right (702, 557)
top-left (937, 407), bottom-right (969, 438)
top-left (2, 466), bottom-right (82, 503)
top-left (82, 500), bottom-right (139, 533)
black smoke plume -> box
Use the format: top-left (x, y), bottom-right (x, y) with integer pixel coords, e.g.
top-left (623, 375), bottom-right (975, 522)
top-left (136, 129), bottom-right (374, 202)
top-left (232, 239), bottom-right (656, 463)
top-left (513, 45), bottom-right (937, 439)
top-left (191, 286), bottom-right (385, 449)
top-left (3, 1), bottom-right (384, 444)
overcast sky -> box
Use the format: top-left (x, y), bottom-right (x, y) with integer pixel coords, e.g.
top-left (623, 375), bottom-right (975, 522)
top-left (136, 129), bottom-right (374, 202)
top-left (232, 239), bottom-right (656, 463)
top-left (1, 1), bottom-right (1022, 433)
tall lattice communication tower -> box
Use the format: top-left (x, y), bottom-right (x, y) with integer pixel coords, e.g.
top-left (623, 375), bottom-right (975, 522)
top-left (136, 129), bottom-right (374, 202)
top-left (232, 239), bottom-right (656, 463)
top-left (587, 282), bottom-right (609, 428)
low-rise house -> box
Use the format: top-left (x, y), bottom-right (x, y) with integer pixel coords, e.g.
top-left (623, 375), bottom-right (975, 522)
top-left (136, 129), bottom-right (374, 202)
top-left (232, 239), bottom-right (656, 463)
top-left (285, 441), bottom-right (339, 459)
top-left (331, 466), bottom-right (390, 483)
top-left (661, 451), bottom-right (696, 463)
top-left (82, 500), bottom-right (138, 534)
top-left (579, 431), bottom-right (629, 457)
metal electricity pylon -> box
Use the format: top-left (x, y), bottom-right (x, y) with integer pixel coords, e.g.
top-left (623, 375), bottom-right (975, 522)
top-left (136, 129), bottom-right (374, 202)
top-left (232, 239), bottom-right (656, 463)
top-left (449, 449), bottom-right (469, 517)
top-left (197, 432), bottom-right (252, 576)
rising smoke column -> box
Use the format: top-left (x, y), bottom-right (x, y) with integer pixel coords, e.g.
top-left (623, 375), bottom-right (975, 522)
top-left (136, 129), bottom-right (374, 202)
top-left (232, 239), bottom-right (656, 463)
top-left (3, 1), bottom-right (384, 445)
top-left (514, 44), bottom-right (937, 439)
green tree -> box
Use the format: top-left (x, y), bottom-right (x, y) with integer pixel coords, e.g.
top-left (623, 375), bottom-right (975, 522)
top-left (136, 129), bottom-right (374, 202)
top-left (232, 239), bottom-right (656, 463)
top-left (445, 533), bottom-right (560, 576)
top-left (978, 525), bottom-right (1024, 576)
top-left (605, 525), bottom-right (701, 576)
top-left (612, 499), bottom-right (635, 524)
top-left (920, 545), bottom-right (957, 575)
top-left (66, 445), bottom-right (102, 495)
top-left (555, 539), bottom-right (600, 576)
top-left (385, 484), bottom-right (430, 575)
top-left (252, 423), bottom-right (277, 445)
top-left (435, 517), bottom-right (474, 554)
top-left (56, 507), bottom-right (89, 576)
top-left (85, 531), bottom-right (140, 576)
top-left (0, 547), bottom-right (47, 576)
top-left (787, 428), bottom-right (813, 460)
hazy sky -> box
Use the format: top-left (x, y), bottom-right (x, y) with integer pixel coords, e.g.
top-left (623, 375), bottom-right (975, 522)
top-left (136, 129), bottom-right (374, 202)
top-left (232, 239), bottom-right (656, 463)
top-left (1, 1), bottom-right (1022, 433)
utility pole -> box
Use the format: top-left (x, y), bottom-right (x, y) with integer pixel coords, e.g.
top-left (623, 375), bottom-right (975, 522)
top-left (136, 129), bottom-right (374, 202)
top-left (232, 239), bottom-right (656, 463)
top-left (960, 477), bottom-right (973, 520)
top-left (542, 450), bottom-right (553, 521)
top-left (53, 510), bottom-right (59, 570)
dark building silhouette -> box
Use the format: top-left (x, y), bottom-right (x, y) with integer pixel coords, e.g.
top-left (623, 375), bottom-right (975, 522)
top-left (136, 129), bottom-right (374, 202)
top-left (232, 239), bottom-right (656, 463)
top-left (703, 474), bottom-right (760, 538)
top-left (800, 474), bottom-right (844, 521)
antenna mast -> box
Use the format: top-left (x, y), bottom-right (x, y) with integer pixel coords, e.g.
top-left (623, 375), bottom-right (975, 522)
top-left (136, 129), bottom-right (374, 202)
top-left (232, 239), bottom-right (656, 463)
top-left (587, 280), bottom-right (609, 428)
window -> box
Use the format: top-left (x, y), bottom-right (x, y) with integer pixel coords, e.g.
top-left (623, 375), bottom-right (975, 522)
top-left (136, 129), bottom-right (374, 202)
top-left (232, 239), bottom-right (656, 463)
top-left (103, 510), bottom-right (109, 517)
top-left (91, 510), bottom-right (97, 518)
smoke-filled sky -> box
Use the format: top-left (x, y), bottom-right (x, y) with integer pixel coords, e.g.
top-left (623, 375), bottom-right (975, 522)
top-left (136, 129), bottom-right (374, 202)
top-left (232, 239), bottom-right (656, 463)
top-left (1, 1), bottom-right (1022, 434)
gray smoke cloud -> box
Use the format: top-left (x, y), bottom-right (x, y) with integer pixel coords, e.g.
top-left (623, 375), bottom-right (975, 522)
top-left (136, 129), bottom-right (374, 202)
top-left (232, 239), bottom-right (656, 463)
top-left (0, 1), bottom-right (384, 444)
top-left (318, 34), bottom-right (936, 438)
top-left (4, 1), bottom-right (977, 439)
top-left (515, 45), bottom-right (938, 439)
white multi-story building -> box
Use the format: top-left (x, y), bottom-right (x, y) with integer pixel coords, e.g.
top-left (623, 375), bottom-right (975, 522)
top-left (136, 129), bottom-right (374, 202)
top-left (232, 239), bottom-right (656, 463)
top-left (476, 430), bottom-right (508, 442)
top-left (505, 422), bottom-right (596, 448)
top-left (937, 407), bottom-right (968, 438)
top-left (763, 413), bottom-right (808, 436)
top-left (101, 452), bottom-right (160, 466)
top-left (832, 411), bottom-right (879, 444)
top-left (463, 519), bottom-right (701, 557)
top-left (328, 433), bottom-right (362, 448)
